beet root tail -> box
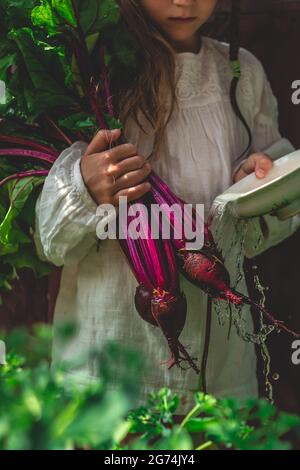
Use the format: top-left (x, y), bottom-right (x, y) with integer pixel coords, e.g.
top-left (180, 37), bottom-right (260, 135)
top-left (159, 340), bottom-right (201, 374)
top-left (159, 346), bottom-right (186, 371)
top-left (151, 294), bottom-right (201, 374)
top-left (177, 341), bottom-right (201, 374)
top-left (231, 289), bottom-right (300, 339)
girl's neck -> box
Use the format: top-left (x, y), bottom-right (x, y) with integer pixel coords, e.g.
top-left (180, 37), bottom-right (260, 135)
top-left (170, 32), bottom-right (202, 54)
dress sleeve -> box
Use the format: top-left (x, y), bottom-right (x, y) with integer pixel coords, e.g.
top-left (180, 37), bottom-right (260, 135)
top-left (236, 56), bottom-right (300, 258)
top-left (34, 141), bottom-right (117, 267)
top-left (231, 52), bottom-right (295, 181)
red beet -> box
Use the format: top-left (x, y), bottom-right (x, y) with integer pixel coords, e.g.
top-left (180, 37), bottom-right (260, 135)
top-left (134, 284), bottom-right (201, 373)
top-left (178, 247), bottom-right (300, 338)
top-left (178, 248), bottom-right (242, 305)
top-left (134, 284), bottom-right (156, 327)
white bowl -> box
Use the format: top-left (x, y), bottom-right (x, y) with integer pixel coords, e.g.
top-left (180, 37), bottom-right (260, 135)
top-left (213, 150), bottom-right (300, 220)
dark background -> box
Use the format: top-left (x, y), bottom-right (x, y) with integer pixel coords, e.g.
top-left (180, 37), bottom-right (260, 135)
top-left (0, 0), bottom-right (300, 415)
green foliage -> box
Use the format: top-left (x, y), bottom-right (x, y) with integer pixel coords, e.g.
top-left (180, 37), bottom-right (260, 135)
top-left (0, 325), bottom-right (142, 450)
top-left (0, 177), bottom-right (43, 254)
top-left (0, 173), bottom-right (52, 293)
top-left (125, 389), bottom-right (300, 451)
top-left (0, 325), bottom-right (299, 450)
top-left (0, 0), bottom-right (138, 292)
top-left (31, 0), bottom-right (77, 32)
top-left (181, 393), bottom-right (300, 450)
top-left (0, 0), bottom-right (137, 127)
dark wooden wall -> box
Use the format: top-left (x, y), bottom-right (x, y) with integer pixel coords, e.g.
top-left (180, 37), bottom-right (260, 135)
top-left (0, 0), bottom-right (299, 415)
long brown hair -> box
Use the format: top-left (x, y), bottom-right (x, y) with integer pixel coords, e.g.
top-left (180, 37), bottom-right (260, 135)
top-left (115, 1), bottom-right (250, 163)
top-left (115, 0), bottom-right (183, 161)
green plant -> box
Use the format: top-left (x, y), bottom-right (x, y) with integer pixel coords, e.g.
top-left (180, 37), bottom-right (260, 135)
top-left (0, 324), bottom-right (299, 450)
top-left (0, 324), bottom-right (143, 450)
top-left (0, 0), bottom-right (138, 293)
top-left (122, 389), bottom-right (300, 451)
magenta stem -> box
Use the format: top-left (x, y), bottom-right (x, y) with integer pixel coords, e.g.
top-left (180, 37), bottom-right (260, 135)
top-left (0, 135), bottom-right (59, 158)
top-left (45, 115), bottom-right (73, 146)
top-left (99, 45), bottom-right (115, 117)
top-left (0, 148), bottom-right (56, 165)
top-left (0, 170), bottom-right (49, 188)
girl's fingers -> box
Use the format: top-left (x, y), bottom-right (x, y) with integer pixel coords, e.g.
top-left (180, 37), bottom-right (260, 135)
top-left (116, 155), bottom-right (149, 176)
top-left (237, 153), bottom-right (273, 181)
top-left (85, 128), bottom-right (121, 157)
top-left (254, 156), bottom-right (273, 178)
top-left (108, 142), bottom-right (139, 163)
top-left (239, 154), bottom-right (258, 175)
top-left (234, 168), bottom-right (248, 182)
top-left (107, 155), bottom-right (148, 181)
top-left (112, 163), bottom-right (152, 194)
top-left (112, 182), bottom-right (152, 205)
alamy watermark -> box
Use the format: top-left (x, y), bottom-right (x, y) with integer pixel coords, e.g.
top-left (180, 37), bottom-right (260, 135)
top-left (291, 340), bottom-right (300, 365)
top-left (291, 80), bottom-right (300, 105)
top-left (95, 197), bottom-right (205, 251)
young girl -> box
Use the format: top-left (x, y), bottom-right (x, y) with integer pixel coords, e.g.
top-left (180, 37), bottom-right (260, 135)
top-left (34, 0), bottom-right (300, 416)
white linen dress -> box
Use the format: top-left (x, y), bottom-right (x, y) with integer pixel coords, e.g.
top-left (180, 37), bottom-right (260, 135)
top-left (34, 36), bottom-right (300, 415)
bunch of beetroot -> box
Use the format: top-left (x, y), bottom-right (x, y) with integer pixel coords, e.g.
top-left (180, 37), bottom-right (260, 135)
top-left (117, 190), bottom-right (200, 373)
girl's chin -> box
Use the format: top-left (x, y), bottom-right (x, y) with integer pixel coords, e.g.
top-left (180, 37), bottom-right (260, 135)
top-left (165, 28), bottom-right (201, 41)
top-left (167, 34), bottom-right (202, 53)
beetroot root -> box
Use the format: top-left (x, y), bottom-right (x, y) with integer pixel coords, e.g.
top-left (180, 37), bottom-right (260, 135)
top-left (134, 284), bottom-right (201, 373)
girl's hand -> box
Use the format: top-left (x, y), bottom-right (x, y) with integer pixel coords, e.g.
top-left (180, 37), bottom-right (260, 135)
top-left (80, 128), bottom-right (152, 211)
top-left (233, 152), bottom-right (273, 183)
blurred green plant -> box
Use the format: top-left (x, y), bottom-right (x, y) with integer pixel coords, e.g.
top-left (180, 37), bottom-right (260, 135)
top-left (0, 324), bottom-right (299, 450)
